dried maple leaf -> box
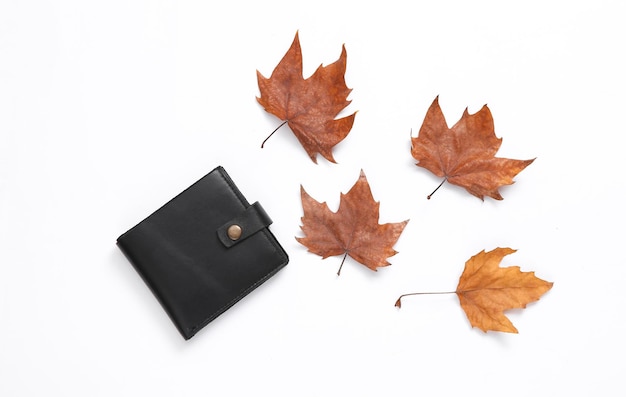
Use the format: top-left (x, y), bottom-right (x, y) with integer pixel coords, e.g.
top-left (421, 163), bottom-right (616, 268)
top-left (395, 248), bottom-right (553, 333)
top-left (455, 247), bottom-right (553, 333)
top-left (411, 97), bottom-right (535, 200)
top-left (297, 170), bottom-right (409, 275)
top-left (256, 31), bottom-right (356, 163)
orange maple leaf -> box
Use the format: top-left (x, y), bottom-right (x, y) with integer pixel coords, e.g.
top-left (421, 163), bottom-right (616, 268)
top-left (411, 97), bottom-right (534, 200)
top-left (455, 247), bottom-right (553, 333)
top-left (297, 170), bottom-right (409, 275)
top-left (256, 32), bottom-right (356, 164)
top-left (396, 248), bottom-right (553, 333)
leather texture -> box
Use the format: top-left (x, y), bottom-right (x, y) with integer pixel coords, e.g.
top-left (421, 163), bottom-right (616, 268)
top-left (117, 166), bottom-right (289, 340)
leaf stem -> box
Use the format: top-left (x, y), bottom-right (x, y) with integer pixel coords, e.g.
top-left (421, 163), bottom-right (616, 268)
top-left (337, 252), bottom-right (349, 276)
top-left (261, 120), bottom-right (288, 148)
top-left (427, 178), bottom-right (447, 200)
top-left (394, 291), bottom-right (456, 308)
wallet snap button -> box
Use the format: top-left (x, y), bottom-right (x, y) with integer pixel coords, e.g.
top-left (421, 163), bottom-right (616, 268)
top-left (227, 224), bottom-right (242, 240)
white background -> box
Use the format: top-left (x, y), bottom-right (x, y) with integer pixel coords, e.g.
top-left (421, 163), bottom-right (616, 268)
top-left (1, 1), bottom-right (624, 396)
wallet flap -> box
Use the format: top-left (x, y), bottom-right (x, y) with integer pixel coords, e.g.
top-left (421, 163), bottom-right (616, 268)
top-left (217, 201), bottom-right (273, 248)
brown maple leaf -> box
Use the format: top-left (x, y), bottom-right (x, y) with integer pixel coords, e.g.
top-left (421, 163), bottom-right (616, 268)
top-left (395, 248), bottom-right (553, 333)
top-left (256, 31), bottom-right (356, 163)
top-left (297, 170), bottom-right (409, 275)
top-left (411, 97), bottom-right (535, 200)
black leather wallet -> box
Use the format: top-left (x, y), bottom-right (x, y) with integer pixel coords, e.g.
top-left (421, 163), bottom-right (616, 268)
top-left (117, 166), bottom-right (289, 340)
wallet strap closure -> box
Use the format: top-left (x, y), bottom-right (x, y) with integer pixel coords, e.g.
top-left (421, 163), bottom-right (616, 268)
top-left (217, 201), bottom-right (273, 248)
